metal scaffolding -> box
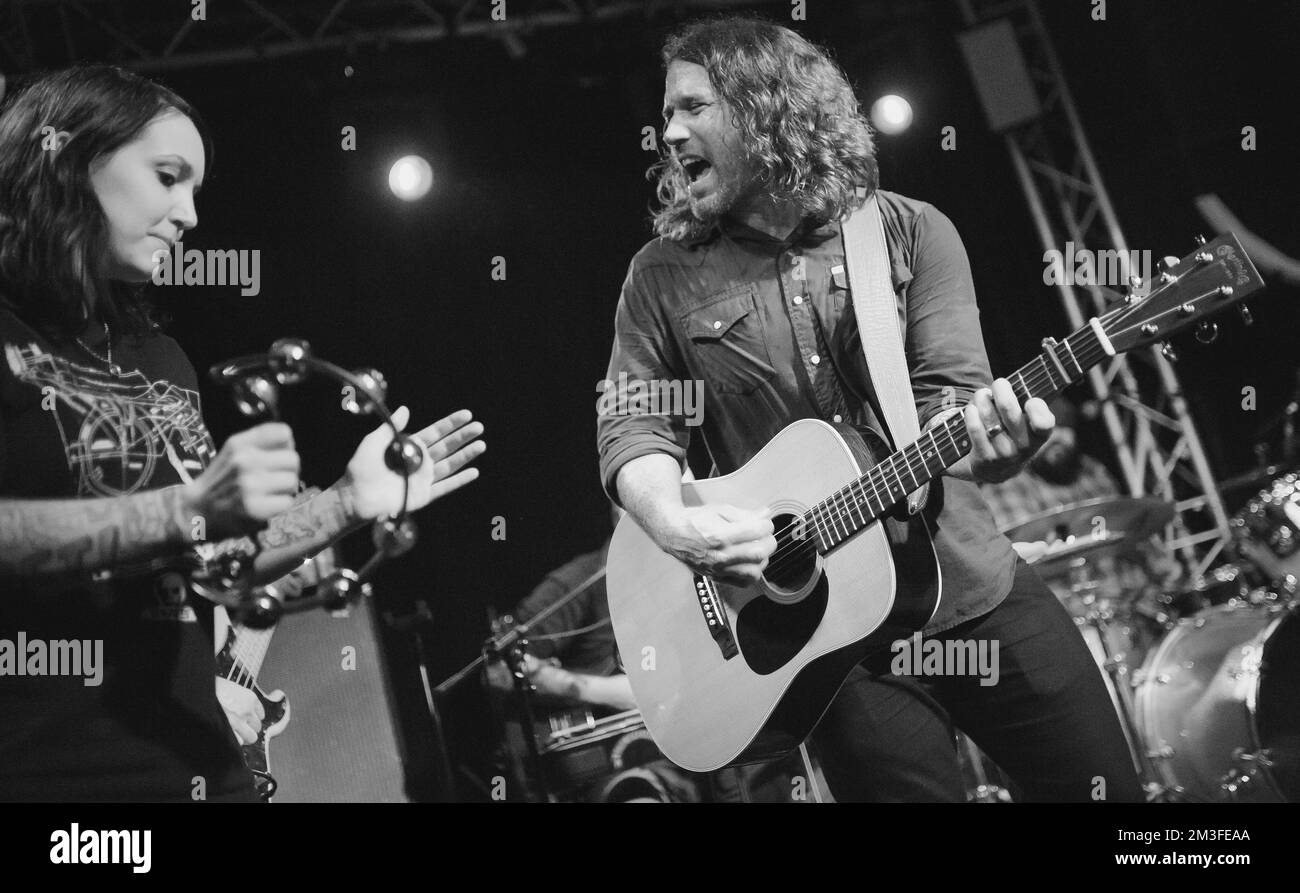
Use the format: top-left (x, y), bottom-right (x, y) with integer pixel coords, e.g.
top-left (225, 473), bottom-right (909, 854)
top-left (956, 0), bottom-right (1232, 578)
top-left (0, 0), bottom-right (766, 73)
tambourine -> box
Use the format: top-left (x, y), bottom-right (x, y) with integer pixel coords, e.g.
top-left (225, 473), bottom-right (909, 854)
top-left (193, 337), bottom-right (422, 628)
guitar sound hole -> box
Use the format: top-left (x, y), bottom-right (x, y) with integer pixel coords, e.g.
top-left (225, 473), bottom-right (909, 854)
top-left (764, 512), bottom-right (818, 593)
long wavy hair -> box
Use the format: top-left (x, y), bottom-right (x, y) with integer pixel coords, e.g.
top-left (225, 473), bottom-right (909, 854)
top-left (651, 17), bottom-right (878, 242)
top-left (0, 65), bottom-right (212, 343)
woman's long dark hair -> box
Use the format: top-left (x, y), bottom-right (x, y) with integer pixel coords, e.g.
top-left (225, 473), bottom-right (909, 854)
top-left (651, 17), bottom-right (878, 242)
top-left (0, 65), bottom-right (212, 342)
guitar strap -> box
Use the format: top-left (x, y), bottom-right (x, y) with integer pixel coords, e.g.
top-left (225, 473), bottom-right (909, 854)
top-left (841, 193), bottom-right (928, 515)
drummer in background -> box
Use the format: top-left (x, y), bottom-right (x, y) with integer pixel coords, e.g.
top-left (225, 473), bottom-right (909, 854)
top-left (485, 504), bottom-right (695, 802)
top-left (486, 506), bottom-right (633, 712)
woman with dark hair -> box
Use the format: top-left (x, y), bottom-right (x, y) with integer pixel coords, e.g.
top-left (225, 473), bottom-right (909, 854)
top-left (0, 65), bottom-right (486, 802)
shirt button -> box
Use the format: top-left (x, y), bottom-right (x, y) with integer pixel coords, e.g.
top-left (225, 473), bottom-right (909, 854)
top-left (833, 414), bottom-right (843, 423)
top-left (713, 320), bottom-right (722, 330)
top-left (793, 295), bottom-right (803, 305)
top-left (810, 354), bottom-right (821, 365)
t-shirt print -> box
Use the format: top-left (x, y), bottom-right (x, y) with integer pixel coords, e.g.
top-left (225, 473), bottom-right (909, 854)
top-left (4, 341), bottom-right (215, 497)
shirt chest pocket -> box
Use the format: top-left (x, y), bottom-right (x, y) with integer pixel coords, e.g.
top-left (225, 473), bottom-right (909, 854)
top-left (680, 287), bottom-right (777, 396)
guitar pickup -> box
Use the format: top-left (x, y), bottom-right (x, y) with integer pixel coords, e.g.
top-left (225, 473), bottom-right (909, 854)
top-left (694, 574), bottom-right (739, 660)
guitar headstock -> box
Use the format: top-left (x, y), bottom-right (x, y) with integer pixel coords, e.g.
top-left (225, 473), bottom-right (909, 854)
top-left (1102, 234), bottom-right (1265, 355)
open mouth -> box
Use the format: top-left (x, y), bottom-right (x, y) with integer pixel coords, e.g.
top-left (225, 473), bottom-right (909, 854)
top-left (681, 157), bottom-right (712, 183)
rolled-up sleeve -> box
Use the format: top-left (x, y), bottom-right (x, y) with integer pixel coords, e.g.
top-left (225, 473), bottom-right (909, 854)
top-left (597, 261), bottom-right (691, 505)
top-left (904, 204), bottom-right (995, 426)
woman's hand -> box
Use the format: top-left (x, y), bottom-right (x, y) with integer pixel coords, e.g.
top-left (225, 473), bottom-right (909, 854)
top-left (338, 407), bottom-right (485, 522)
top-left (181, 422), bottom-right (301, 539)
top-left (216, 676), bottom-right (265, 745)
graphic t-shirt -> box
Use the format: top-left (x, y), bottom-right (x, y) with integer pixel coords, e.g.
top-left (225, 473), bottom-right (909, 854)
top-left (0, 305), bottom-right (257, 802)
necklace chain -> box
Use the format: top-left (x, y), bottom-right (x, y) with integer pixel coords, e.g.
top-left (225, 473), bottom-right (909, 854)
top-left (76, 320), bottom-right (119, 373)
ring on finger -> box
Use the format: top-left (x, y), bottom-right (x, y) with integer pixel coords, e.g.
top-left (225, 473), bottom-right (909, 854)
top-left (984, 423), bottom-right (1005, 439)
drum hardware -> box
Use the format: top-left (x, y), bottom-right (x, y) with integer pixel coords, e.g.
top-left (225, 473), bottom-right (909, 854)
top-left (539, 709), bottom-right (690, 802)
top-left (1079, 603), bottom-right (1151, 781)
top-left (955, 732), bottom-right (1014, 803)
top-left (1001, 498), bottom-right (1183, 792)
top-left (1133, 601), bottom-right (1298, 802)
top-left (434, 566), bottom-right (609, 802)
top-left (968, 782), bottom-right (1013, 804)
top-left (608, 728), bottom-right (660, 772)
top-left (1219, 749), bottom-right (1274, 801)
top-left (1228, 470), bottom-right (1300, 589)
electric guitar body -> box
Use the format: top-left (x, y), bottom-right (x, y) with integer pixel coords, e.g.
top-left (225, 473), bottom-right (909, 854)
top-left (216, 625), bottom-right (291, 801)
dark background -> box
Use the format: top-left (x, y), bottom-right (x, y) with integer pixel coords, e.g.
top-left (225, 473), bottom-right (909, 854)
top-left (6, 0), bottom-right (1298, 797)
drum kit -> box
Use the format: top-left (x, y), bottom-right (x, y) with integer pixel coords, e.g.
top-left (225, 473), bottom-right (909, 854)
top-left (993, 472), bottom-right (1300, 803)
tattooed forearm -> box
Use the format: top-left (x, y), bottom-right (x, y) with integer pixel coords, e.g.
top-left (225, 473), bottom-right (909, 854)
top-left (0, 488), bottom-right (189, 579)
top-left (206, 485), bottom-right (364, 586)
top-left (256, 486), bottom-right (343, 550)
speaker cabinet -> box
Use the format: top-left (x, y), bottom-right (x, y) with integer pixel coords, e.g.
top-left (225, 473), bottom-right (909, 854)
top-left (258, 599), bottom-right (410, 802)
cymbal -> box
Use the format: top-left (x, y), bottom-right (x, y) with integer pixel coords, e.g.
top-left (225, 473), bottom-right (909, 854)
top-left (1025, 533), bottom-right (1134, 576)
top-left (1001, 496), bottom-right (1176, 546)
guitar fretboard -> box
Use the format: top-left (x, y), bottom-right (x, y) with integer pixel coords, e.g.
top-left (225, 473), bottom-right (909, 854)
top-left (804, 322), bottom-right (1109, 552)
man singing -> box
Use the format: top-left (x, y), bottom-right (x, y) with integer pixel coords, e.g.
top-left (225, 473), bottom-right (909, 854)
top-left (596, 17), bottom-right (1142, 802)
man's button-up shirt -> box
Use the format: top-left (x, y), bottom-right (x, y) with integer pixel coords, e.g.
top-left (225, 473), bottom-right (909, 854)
top-left (597, 190), bottom-right (1018, 633)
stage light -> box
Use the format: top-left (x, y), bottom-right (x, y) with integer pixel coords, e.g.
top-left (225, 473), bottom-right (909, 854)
top-left (388, 155), bottom-right (434, 201)
top-left (871, 94), bottom-right (914, 135)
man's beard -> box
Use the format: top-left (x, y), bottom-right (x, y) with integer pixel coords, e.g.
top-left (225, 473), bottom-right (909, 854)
top-left (687, 156), bottom-right (761, 224)
top-left (1029, 441), bottom-right (1083, 486)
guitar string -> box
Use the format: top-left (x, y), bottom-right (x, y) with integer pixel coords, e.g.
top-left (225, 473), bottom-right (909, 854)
top-left (803, 315), bottom-right (1119, 541)
top-left (770, 332), bottom-right (1104, 572)
top-left (762, 278), bottom-right (1228, 573)
top-left (767, 330), bottom-right (1108, 576)
top-left (226, 627), bottom-right (274, 689)
top-left (758, 333), bottom-right (1108, 579)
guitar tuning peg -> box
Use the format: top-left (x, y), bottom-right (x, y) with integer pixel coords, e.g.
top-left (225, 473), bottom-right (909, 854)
top-left (1195, 234), bottom-right (1207, 245)
top-left (1195, 321), bottom-right (1219, 344)
top-left (1239, 304), bottom-right (1254, 326)
top-left (1160, 341), bottom-right (1179, 362)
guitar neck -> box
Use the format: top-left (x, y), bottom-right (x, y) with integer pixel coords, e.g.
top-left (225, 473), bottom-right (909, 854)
top-left (219, 624), bottom-right (276, 690)
top-left (807, 319), bottom-right (1111, 551)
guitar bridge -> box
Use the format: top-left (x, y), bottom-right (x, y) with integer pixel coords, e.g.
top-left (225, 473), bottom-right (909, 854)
top-left (694, 575), bottom-right (739, 660)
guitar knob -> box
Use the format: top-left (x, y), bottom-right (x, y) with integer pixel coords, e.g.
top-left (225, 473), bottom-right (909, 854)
top-left (1195, 321), bottom-right (1219, 344)
top-left (1239, 304), bottom-right (1254, 326)
top-left (1160, 341), bottom-right (1179, 362)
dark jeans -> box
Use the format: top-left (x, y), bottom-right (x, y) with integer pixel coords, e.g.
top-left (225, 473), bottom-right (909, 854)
top-left (809, 560), bottom-right (1145, 802)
